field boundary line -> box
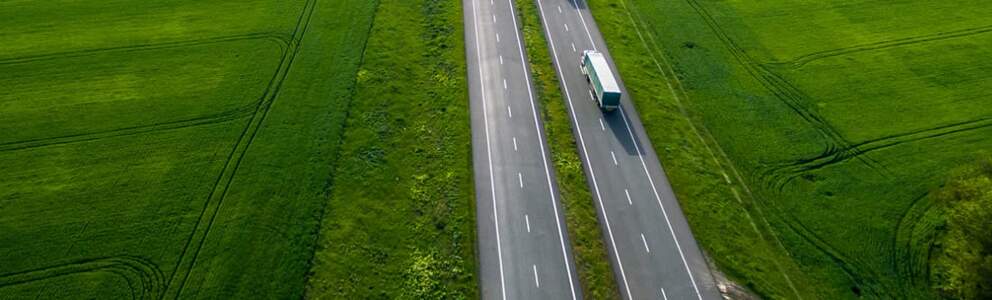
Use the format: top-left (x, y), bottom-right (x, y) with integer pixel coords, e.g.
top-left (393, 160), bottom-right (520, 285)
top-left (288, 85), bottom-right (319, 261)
top-left (770, 24), bottom-right (992, 68)
top-left (0, 33), bottom-right (289, 66)
top-left (159, 1), bottom-right (319, 298)
top-left (0, 103), bottom-right (258, 152)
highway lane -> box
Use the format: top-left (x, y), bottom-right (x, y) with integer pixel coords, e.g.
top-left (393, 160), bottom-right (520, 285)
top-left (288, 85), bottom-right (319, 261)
top-left (463, 0), bottom-right (581, 298)
top-left (532, 0), bottom-right (722, 298)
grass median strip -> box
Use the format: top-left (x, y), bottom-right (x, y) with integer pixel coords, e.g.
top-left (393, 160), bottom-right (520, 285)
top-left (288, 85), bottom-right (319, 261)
top-left (303, 0), bottom-right (477, 298)
top-left (516, 0), bottom-right (621, 298)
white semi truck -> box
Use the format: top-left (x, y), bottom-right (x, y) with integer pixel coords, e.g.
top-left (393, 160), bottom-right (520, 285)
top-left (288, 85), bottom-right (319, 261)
top-left (580, 50), bottom-right (621, 112)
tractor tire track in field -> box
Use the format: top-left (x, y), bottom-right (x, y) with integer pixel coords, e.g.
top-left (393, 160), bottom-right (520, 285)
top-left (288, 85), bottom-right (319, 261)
top-left (0, 256), bottom-right (164, 300)
top-left (678, 0), bottom-right (900, 294)
top-left (159, 0), bottom-right (318, 298)
top-left (891, 192), bottom-right (938, 287)
top-left (0, 102), bottom-right (258, 152)
top-left (764, 117), bottom-right (992, 189)
top-left (0, 33), bottom-right (289, 66)
top-left (768, 24), bottom-right (992, 69)
top-left (677, 0), bottom-right (886, 179)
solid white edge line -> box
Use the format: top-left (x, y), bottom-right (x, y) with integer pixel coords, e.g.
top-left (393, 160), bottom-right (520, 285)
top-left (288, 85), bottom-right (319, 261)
top-left (504, 0), bottom-right (579, 298)
top-left (570, 0), bottom-right (598, 52)
top-left (620, 108), bottom-right (703, 299)
top-left (534, 0), bottom-right (634, 297)
top-left (470, 0), bottom-right (507, 298)
top-left (572, 0), bottom-right (705, 296)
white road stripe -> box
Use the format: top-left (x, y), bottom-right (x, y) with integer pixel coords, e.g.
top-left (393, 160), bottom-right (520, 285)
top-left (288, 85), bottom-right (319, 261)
top-left (588, 90), bottom-right (595, 101)
top-left (493, 14), bottom-right (496, 23)
top-left (641, 233), bottom-right (651, 253)
top-left (625, 189), bottom-right (632, 205)
top-left (503, 0), bottom-right (580, 297)
top-left (499, 55), bottom-right (504, 65)
top-left (599, 118), bottom-right (605, 131)
top-left (620, 108), bottom-right (704, 298)
top-left (507, 105), bottom-right (513, 118)
top-left (503, 79), bottom-right (508, 90)
top-left (558, 5), bottom-right (562, 13)
top-left (513, 137), bottom-right (518, 151)
top-left (497, 33), bottom-right (501, 42)
top-left (525, 214), bottom-right (531, 232)
top-left (564, 23), bottom-right (569, 32)
top-left (470, 0), bottom-right (506, 298)
top-left (533, 0), bottom-right (633, 296)
top-left (611, 151), bottom-right (618, 166)
top-left (662, 288), bottom-right (669, 300)
top-left (533, 265), bottom-right (540, 287)
top-left (518, 172), bottom-right (523, 188)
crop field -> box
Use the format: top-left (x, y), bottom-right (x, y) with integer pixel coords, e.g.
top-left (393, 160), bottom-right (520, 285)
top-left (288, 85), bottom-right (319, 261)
top-left (0, 0), bottom-right (377, 298)
top-left (587, 0), bottom-right (991, 298)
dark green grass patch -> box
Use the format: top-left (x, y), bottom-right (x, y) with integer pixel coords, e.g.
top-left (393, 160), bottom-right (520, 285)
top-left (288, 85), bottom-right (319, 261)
top-left (0, 0), bottom-right (377, 298)
top-left (586, 0), bottom-right (992, 298)
top-left (303, 0), bottom-right (477, 298)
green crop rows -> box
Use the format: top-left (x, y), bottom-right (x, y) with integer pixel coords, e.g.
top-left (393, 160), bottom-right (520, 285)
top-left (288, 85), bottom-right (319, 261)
top-left (587, 0), bottom-right (992, 298)
top-left (0, 0), bottom-right (475, 298)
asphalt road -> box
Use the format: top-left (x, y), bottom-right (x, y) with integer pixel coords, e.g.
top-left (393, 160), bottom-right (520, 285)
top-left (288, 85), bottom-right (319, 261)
top-left (531, 0), bottom-right (722, 298)
top-left (463, 0), bottom-right (582, 298)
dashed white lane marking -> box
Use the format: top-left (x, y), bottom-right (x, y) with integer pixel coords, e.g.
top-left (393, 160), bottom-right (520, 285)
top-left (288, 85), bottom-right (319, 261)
top-left (625, 189), bottom-right (632, 205)
top-left (571, 42), bottom-right (576, 52)
top-left (564, 24), bottom-right (569, 32)
top-left (513, 137), bottom-right (518, 151)
top-left (662, 288), bottom-right (669, 300)
top-left (503, 78), bottom-right (508, 90)
top-left (599, 118), bottom-right (605, 131)
top-left (588, 90), bottom-right (595, 101)
top-left (518, 172), bottom-right (523, 188)
top-left (611, 151), bottom-right (618, 166)
top-left (641, 233), bottom-right (651, 253)
top-left (493, 14), bottom-right (497, 23)
top-left (507, 105), bottom-right (513, 118)
top-left (470, 0), bottom-right (505, 297)
top-left (497, 33), bottom-right (501, 43)
top-left (525, 214), bottom-right (531, 232)
top-left (533, 265), bottom-right (540, 287)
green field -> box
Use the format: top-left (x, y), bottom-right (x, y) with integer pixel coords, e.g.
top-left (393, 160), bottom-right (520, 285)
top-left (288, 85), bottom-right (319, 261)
top-left (587, 0), bottom-right (992, 298)
top-left (0, 0), bottom-right (475, 298)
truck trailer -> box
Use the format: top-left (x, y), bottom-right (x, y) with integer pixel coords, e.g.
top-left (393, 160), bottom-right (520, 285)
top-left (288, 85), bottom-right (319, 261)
top-left (580, 50), bottom-right (621, 112)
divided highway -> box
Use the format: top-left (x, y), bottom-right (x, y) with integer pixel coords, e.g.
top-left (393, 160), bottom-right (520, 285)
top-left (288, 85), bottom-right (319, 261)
top-left (532, 0), bottom-right (722, 299)
top-left (463, 0), bottom-right (581, 298)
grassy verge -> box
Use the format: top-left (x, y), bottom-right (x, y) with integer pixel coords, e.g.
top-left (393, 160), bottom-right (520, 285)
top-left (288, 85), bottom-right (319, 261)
top-left (304, 0), bottom-right (477, 298)
top-left (516, 0), bottom-right (620, 298)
